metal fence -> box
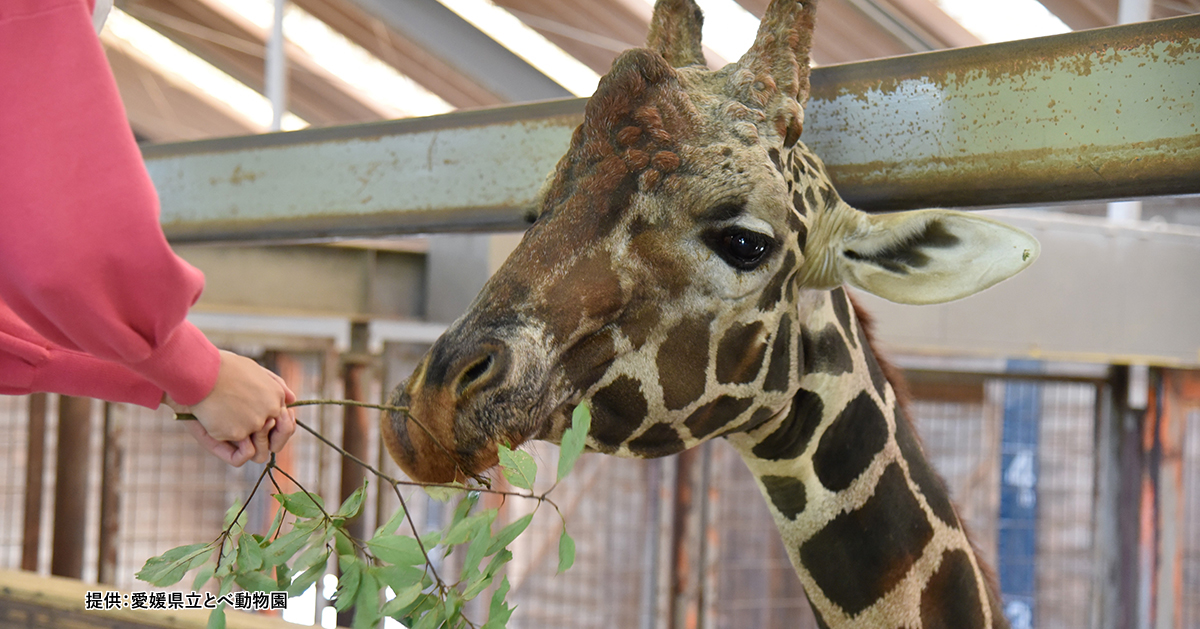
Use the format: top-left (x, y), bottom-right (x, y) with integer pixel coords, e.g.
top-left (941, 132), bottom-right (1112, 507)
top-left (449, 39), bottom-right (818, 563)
top-left (5, 358), bottom-right (1200, 628)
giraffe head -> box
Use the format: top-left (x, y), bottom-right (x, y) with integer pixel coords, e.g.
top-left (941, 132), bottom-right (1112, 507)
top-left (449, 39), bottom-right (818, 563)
top-left (383, 0), bottom-right (1038, 483)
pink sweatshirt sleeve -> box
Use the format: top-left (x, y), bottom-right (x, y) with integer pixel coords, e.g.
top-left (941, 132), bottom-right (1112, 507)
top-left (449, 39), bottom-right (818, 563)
top-left (0, 0), bottom-right (220, 407)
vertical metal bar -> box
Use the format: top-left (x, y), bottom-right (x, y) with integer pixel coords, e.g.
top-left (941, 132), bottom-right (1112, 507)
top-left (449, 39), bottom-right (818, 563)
top-left (998, 360), bottom-right (1042, 629)
top-left (21, 393), bottom-right (47, 572)
top-left (697, 443), bottom-right (714, 629)
top-left (641, 458), bottom-right (662, 629)
top-left (1090, 377), bottom-right (1121, 629)
top-left (669, 447), bottom-right (700, 629)
top-left (266, 0), bottom-right (287, 132)
top-left (1116, 367), bottom-right (1146, 629)
top-left (51, 395), bottom-right (92, 578)
top-left (1137, 371), bottom-right (1165, 629)
top-left (338, 322), bottom-right (371, 628)
top-left (1155, 370), bottom-right (1187, 629)
top-left (97, 403), bottom-right (122, 585)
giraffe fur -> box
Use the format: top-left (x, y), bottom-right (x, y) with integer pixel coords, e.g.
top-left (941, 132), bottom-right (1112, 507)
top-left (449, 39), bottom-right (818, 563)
top-left (383, 1), bottom-right (1035, 626)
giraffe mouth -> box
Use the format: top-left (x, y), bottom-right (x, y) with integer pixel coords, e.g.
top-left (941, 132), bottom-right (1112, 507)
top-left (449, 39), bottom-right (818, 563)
top-left (380, 322), bottom-right (563, 484)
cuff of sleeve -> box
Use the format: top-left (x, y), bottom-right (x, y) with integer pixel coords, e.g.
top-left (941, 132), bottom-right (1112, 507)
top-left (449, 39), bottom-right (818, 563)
top-left (130, 321), bottom-right (220, 407)
top-left (30, 348), bottom-right (164, 408)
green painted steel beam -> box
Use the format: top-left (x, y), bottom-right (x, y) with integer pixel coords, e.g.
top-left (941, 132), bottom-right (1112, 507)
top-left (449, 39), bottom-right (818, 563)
top-left (145, 15), bottom-right (1200, 243)
top-left (805, 14), bottom-right (1200, 211)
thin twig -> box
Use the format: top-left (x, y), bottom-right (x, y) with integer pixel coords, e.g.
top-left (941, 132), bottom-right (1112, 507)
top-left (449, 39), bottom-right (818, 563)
top-left (175, 398), bottom-right (474, 483)
top-left (214, 459), bottom-right (273, 572)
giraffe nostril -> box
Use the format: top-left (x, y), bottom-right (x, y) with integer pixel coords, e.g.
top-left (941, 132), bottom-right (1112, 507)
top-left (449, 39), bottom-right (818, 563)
top-left (454, 348), bottom-right (505, 398)
top-left (461, 355), bottom-right (493, 386)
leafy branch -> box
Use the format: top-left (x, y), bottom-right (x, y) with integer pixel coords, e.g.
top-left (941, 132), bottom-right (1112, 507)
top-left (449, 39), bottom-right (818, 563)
top-left (140, 401), bottom-right (593, 629)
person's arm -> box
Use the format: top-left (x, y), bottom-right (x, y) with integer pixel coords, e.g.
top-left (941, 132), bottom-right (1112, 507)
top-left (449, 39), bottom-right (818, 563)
top-left (0, 0), bottom-right (219, 404)
top-left (0, 0), bottom-right (295, 465)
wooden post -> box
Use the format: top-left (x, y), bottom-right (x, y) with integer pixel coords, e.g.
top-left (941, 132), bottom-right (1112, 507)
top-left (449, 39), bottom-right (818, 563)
top-left (51, 395), bottom-right (92, 579)
top-left (21, 393), bottom-right (47, 572)
top-left (97, 403), bottom-right (122, 585)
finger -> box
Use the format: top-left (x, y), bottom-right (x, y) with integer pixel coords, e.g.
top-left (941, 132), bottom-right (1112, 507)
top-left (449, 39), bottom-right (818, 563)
top-left (185, 422), bottom-right (248, 467)
top-left (251, 419), bottom-right (275, 464)
top-left (269, 408), bottom-right (297, 452)
top-left (266, 371), bottom-right (296, 404)
top-left (227, 438), bottom-right (255, 467)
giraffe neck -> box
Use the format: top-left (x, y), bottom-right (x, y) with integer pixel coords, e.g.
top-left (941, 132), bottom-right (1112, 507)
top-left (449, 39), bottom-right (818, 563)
top-left (724, 288), bottom-right (1006, 628)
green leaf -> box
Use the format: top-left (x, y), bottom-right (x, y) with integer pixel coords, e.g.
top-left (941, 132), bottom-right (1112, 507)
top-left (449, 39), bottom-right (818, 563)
top-left (557, 529), bottom-right (575, 574)
top-left (206, 606), bottom-right (226, 629)
top-left (450, 492), bottom-right (480, 525)
top-left (286, 549), bottom-right (330, 597)
top-left (264, 506), bottom-right (286, 540)
top-left (337, 481), bottom-right (367, 519)
top-left (482, 576), bottom-right (514, 629)
top-left (442, 510), bottom-right (495, 547)
top-left (294, 543), bottom-right (329, 574)
top-left (136, 542), bottom-right (212, 587)
top-left (373, 506), bottom-right (407, 539)
top-left (286, 562), bottom-right (325, 598)
top-left (463, 549), bottom-right (511, 600)
top-left (234, 570), bottom-right (278, 593)
top-left (413, 601), bottom-right (445, 629)
top-left (191, 561), bottom-right (216, 592)
top-left (334, 529), bottom-right (355, 558)
top-left (222, 501), bottom-right (245, 531)
top-left (274, 491), bottom-right (326, 519)
top-left (236, 533), bottom-right (264, 572)
top-left (371, 564), bottom-right (425, 594)
top-left (367, 534), bottom-right (427, 566)
top-left (263, 526), bottom-right (316, 567)
top-left (334, 559), bottom-right (363, 613)
top-left (423, 484), bottom-right (466, 502)
top-left (351, 572), bottom-right (381, 629)
top-left (218, 574), bottom-right (235, 597)
top-left (420, 531), bottom-right (442, 550)
top-left (458, 522), bottom-right (494, 584)
top-left (498, 444), bottom-right (537, 491)
top-left (486, 513), bottom-right (533, 556)
top-left (275, 562), bottom-right (292, 590)
top-left (557, 401), bottom-right (592, 481)
top-left (380, 582), bottom-right (424, 617)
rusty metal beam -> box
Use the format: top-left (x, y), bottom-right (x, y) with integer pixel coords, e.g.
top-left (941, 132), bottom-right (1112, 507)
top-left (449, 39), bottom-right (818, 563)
top-left (144, 16), bottom-right (1200, 243)
top-left (804, 14), bottom-right (1200, 211)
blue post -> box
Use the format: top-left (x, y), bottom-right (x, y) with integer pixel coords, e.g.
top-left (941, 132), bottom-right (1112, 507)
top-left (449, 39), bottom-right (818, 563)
top-left (998, 360), bottom-right (1041, 629)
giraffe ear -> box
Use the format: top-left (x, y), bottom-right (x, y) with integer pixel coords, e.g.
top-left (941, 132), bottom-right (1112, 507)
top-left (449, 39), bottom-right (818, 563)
top-left (809, 209), bottom-right (1040, 305)
top-left (647, 0), bottom-right (706, 67)
top-left (736, 0), bottom-right (818, 104)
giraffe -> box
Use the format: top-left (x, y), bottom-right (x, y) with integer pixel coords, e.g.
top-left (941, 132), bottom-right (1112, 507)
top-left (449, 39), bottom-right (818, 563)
top-left (382, 0), bottom-right (1038, 626)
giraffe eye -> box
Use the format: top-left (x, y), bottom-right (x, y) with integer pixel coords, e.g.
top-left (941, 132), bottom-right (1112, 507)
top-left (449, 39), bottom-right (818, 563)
top-left (706, 227), bottom-right (774, 271)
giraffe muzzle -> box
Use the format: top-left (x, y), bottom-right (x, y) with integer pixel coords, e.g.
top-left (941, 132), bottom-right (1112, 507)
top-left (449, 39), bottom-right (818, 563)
top-left (382, 326), bottom-right (554, 484)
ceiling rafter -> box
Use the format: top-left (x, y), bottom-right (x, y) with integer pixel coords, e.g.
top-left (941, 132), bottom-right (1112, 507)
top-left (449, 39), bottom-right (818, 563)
top-left (102, 34), bottom-right (260, 141)
top-left (288, 0), bottom-right (507, 109)
top-left (116, 0), bottom-right (392, 126)
top-left (342, 0), bottom-right (571, 102)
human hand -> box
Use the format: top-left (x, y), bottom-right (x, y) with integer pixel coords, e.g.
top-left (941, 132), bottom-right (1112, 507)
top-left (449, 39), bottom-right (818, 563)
top-left (166, 350), bottom-right (298, 467)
